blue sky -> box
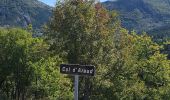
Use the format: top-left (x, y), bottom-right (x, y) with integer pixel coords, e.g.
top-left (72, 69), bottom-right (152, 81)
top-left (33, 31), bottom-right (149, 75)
top-left (39, 0), bottom-right (108, 7)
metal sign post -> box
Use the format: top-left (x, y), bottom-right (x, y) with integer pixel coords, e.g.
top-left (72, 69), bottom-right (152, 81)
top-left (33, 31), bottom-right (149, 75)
top-left (74, 75), bottom-right (79, 100)
top-left (60, 64), bottom-right (95, 100)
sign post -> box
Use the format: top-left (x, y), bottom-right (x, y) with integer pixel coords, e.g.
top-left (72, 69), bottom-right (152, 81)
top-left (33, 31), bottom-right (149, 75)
top-left (60, 64), bottom-right (95, 100)
top-left (74, 75), bottom-right (79, 100)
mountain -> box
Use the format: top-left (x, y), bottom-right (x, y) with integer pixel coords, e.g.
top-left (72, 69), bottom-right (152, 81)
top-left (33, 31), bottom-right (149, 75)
top-left (103, 0), bottom-right (170, 39)
top-left (0, 0), bottom-right (52, 28)
top-left (1, 0), bottom-right (170, 40)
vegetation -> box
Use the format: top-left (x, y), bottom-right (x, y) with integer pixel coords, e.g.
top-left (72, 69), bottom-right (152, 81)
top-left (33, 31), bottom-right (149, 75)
top-left (0, 0), bottom-right (51, 28)
top-left (0, 0), bottom-right (170, 100)
top-left (0, 28), bottom-right (72, 99)
top-left (47, 0), bottom-right (170, 99)
top-left (103, 0), bottom-right (170, 40)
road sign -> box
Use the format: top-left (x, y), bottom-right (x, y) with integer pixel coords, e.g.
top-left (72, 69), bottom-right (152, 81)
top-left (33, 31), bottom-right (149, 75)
top-left (60, 64), bottom-right (95, 100)
top-left (60, 64), bottom-right (95, 76)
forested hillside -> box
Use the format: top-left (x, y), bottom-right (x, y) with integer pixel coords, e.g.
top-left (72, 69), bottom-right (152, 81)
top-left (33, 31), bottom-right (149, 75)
top-left (0, 0), bottom-right (170, 100)
top-left (0, 0), bottom-right (51, 28)
top-left (0, 0), bottom-right (170, 40)
top-left (103, 0), bottom-right (170, 40)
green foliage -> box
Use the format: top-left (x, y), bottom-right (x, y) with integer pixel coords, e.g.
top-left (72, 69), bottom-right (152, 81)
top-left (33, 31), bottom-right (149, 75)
top-left (130, 33), bottom-right (170, 99)
top-left (47, 0), bottom-right (170, 99)
top-left (88, 30), bottom-right (170, 100)
top-left (30, 57), bottom-right (73, 100)
top-left (0, 28), bottom-right (73, 99)
top-left (48, 0), bottom-right (120, 99)
top-left (0, 0), bottom-right (170, 100)
top-left (0, 28), bottom-right (41, 99)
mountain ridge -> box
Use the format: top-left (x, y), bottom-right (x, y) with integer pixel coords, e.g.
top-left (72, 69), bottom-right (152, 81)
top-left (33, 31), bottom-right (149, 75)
top-left (102, 0), bottom-right (170, 37)
top-left (0, 0), bottom-right (170, 40)
top-left (0, 0), bottom-right (52, 28)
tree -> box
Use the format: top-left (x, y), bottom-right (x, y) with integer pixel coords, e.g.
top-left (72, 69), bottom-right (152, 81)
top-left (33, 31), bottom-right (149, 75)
top-left (103, 31), bottom-right (170, 100)
top-left (30, 57), bottom-right (73, 100)
top-left (0, 28), bottom-right (40, 99)
top-left (0, 28), bottom-right (73, 100)
top-left (47, 0), bottom-right (170, 99)
top-left (47, 0), bottom-right (119, 99)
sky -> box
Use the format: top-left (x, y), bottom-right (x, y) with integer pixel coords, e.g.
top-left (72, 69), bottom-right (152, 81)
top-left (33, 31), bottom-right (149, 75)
top-left (39, 0), bottom-right (108, 7)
